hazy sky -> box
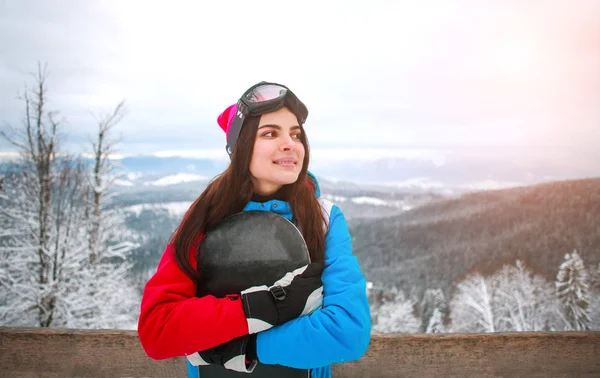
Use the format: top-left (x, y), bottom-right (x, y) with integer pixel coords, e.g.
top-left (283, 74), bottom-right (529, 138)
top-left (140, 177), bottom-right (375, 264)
top-left (1, 0), bottom-right (599, 160)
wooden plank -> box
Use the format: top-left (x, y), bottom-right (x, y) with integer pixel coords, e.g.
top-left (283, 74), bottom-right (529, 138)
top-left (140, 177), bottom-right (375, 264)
top-left (332, 332), bottom-right (600, 377)
top-left (0, 327), bottom-right (185, 378)
top-left (1, 327), bottom-right (599, 377)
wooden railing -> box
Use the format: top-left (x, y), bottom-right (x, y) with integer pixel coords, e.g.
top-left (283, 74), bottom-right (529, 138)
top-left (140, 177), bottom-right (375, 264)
top-left (1, 327), bottom-right (599, 377)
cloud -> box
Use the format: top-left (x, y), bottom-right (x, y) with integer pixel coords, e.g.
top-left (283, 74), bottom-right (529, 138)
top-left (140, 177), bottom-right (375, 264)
top-left (1, 0), bottom-right (599, 158)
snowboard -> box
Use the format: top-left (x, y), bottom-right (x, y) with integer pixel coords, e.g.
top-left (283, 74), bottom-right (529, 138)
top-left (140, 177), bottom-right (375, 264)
top-left (195, 210), bottom-right (311, 378)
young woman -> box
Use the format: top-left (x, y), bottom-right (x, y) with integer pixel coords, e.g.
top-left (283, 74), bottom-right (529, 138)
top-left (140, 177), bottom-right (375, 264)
top-left (138, 82), bottom-right (371, 378)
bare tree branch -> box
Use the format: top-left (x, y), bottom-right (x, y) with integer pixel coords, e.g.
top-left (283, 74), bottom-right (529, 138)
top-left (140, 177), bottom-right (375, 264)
top-left (1, 64), bottom-right (138, 329)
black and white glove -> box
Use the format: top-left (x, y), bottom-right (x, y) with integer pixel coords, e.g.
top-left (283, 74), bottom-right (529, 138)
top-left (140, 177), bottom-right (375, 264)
top-left (186, 334), bottom-right (258, 373)
top-left (242, 262), bottom-right (324, 334)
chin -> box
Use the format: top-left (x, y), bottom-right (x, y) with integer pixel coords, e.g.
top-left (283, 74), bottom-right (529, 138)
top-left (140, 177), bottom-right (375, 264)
top-left (278, 176), bottom-right (301, 186)
top-left (274, 172), bottom-right (301, 185)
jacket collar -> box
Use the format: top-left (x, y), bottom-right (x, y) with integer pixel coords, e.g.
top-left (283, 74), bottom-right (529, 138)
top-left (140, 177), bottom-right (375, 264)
top-left (243, 171), bottom-right (320, 221)
top-left (243, 199), bottom-right (293, 220)
top-left (307, 171), bottom-right (321, 198)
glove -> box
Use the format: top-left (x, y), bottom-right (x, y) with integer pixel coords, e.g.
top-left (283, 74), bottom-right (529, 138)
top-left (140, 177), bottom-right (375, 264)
top-left (186, 334), bottom-right (258, 373)
top-left (242, 262), bottom-right (324, 334)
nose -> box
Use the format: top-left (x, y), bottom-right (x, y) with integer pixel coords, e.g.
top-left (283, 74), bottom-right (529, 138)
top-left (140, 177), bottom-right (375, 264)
top-left (280, 134), bottom-right (296, 151)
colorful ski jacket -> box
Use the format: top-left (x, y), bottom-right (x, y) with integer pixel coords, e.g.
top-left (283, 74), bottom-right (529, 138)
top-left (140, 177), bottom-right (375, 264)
top-left (138, 172), bottom-right (371, 378)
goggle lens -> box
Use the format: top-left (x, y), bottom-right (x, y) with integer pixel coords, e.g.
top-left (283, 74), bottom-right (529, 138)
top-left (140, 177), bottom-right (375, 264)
top-left (243, 84), bottom-right (288, 103)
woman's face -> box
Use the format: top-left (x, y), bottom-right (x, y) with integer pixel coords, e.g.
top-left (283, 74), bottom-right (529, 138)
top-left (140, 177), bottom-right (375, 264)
top-left (249, 107), bottom-right (305, 196)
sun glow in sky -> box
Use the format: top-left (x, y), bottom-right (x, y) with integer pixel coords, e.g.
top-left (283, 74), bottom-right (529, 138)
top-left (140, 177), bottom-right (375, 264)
top-left (492, 39), bottom-right (539, 78)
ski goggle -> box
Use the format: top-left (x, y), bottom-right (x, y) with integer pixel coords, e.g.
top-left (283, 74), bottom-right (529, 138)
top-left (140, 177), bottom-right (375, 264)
top-left (226, 82), bottom-right (308, 156)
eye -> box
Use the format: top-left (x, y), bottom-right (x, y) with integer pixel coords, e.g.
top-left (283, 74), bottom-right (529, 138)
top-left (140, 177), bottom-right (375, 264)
top-left (262, 131), bottom-right (276, 137)
top-left (292, 132), bottom-right (302, 140)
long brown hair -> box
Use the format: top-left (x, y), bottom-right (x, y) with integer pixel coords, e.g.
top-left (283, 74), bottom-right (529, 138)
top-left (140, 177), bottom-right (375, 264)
top-left (171, 106), bottom-right (326, 282)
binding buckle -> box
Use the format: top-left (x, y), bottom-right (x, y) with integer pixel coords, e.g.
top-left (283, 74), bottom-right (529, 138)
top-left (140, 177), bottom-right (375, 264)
top-left (270, 285), bottom-right (286, 301)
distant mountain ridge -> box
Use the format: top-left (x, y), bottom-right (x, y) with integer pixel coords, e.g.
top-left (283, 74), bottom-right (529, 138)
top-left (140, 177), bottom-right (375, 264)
top-left (109, 152), bottom-right (600, 192)
top-left (349, 177), bottom-right (600, 299)
top-left (5, 150), bottom-right (598, 194)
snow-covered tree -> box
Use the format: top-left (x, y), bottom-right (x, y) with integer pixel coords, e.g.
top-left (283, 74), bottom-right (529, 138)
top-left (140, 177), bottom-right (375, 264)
top-left (373, 289), bottom-right (420, 333)
top-left (556, 250), bottom-right (591, 330)
top-left (426, 308), bottom-right (445, 333)
top-left (0, 126), bottom-right (90, 326)
top-left (420, 288), bottom-right (447, 333)
top-left (450, 274), bottom-right (496, 332)
top-left (0, 63), bottom-right (138, 329)
top-left (589, 263), bottom-right (600, 330)
top-left (588, 294), bottom-right (600, 331)
top-left (0, 65), bottom-right (80, 326)
top-left (492, 260), bottom-right (557, 332)
top-left (450, 261), bottom-right (563, 333)
top-left (76, 100), bottom-right (139, 329)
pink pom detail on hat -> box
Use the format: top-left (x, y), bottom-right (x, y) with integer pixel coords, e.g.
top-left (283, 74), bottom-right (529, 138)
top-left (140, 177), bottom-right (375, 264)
top-left (217, 104), bottom-right (237, 136)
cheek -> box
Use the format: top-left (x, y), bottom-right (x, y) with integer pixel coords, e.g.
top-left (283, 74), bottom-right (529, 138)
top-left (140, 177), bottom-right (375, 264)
top-left (249, 142), bottom-right (270, 174)
top-left (298, 143), bottom-right (306, 161)
top-left (251, 141), bottom-right (271, 161)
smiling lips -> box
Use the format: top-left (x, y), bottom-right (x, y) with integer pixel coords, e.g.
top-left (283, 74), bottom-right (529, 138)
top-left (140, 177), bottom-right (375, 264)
top-left (273, 158), bottom-right (297, 168)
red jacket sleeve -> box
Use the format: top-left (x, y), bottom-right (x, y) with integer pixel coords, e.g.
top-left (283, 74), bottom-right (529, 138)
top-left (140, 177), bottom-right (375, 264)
top-left (138, 243), bottom-right (249, 360)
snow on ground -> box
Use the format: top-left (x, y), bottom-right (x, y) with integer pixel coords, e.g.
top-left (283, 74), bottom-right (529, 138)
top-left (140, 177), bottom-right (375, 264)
top-left (382, 177), bottom-right (447, 190)
top-left (351, 197), bottom-right (388, 206)
top-left (323, 194), bottom-right (414, 210)
top-left (322, 194), bottom-right (348, 202)
top-left (114, 179), bottom-right (134, 186)
top-left (124, 201), bottom-right (192, 218)
top-left (148, 173), bottom-right (208, 186)
top-left (375, 177), bottom-right (526, 193)
top-left (397, 202), bottom-right (414, 211)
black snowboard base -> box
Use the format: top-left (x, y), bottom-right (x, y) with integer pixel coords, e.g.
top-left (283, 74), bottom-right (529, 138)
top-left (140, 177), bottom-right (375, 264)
top-left (196, 211), bottom-right (311, 377)
top-left (198, 364), bottom-right (310, 378)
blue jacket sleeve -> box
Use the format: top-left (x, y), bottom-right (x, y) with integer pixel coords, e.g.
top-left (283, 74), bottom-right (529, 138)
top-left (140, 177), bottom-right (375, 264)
top-left (256, 205), bottom-right (371, 369)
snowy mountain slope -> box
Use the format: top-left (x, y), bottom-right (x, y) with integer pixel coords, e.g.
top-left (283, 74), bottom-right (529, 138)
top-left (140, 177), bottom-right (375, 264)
top-left (350, 177), bottom-right (600, 300)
